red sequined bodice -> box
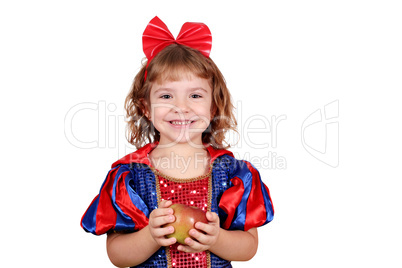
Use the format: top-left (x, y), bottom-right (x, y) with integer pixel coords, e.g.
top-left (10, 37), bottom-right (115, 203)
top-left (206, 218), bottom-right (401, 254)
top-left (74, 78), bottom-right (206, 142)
top-left (153, 168), bottom-right (212, 268)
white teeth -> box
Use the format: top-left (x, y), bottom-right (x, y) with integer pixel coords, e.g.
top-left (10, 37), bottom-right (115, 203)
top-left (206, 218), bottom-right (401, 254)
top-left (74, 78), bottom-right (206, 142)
top-left (170, 120), bottom-right (192, 125)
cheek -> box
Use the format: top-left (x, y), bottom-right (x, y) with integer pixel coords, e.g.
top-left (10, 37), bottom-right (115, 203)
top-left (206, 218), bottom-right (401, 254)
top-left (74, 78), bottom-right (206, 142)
top-left (149, 105), bottom-right (171, 119)
top-left (206, 101), bottom-right (214, 118)
top-left (195, 104), bottom-right (213, 123)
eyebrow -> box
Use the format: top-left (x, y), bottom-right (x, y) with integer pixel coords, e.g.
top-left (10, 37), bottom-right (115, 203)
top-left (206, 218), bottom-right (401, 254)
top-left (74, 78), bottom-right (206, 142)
top-left (153, 87), bottom-right (208, 94)
top-left (191, 87), bottom-right (208, 93)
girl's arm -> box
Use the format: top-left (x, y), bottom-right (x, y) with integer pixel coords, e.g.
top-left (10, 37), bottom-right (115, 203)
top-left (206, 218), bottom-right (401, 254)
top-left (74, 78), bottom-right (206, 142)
top-left (107, 200), bottom-right (177, 267)
top-left (177, 212), bottom-right (259, 261)
top-left (210, 227), bottom-right (258, 261)
top-left (107, 226), bottom-right (159, 267)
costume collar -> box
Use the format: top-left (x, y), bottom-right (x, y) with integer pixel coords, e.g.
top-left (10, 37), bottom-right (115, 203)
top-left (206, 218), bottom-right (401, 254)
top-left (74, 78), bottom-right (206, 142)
top-left (112, 142), bottom-right (233, 168)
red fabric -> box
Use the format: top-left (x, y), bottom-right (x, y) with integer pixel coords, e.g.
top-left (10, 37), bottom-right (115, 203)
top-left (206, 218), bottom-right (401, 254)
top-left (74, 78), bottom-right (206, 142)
top-left (112, 143), bottom-right (155, 167)
top-left (112, 142), bottom-right (233, 168)
top-left (142, 16), bottom-right (212, 63)
top-left (244, 161), bottom-right (268, 231)
top-left (157, 173), bottom-right (210, 267)
top-left (115, 171), bottom-right (149, 230)
top-left (264, 184), bottom-right (275, 215)
top-left (94, 168), bottom-right (119, 235)
top-left (205, 144), bottom-right (234, 163)
top-left (219, 177), bottom-right (244, 229)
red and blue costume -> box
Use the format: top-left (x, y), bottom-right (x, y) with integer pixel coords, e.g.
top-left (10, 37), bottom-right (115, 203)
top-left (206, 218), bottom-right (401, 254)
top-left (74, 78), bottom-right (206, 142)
top-left (81, 143), bottom-right (274, 267)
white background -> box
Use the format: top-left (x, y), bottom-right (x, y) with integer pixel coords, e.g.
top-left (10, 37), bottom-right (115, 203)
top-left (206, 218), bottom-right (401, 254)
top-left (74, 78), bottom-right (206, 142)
top-left (1, 0), bottom-right (401, 267)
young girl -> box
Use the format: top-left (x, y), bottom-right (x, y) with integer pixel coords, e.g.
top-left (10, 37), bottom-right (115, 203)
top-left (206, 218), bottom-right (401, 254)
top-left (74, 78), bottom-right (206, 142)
top-left (81, 16), bottom-right (274, 268)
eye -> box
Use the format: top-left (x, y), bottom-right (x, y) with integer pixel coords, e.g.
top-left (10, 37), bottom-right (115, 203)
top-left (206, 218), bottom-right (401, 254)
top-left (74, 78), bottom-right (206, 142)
top-left (160, 94), bottom-right (172, 99)
top-left (191, 94), bottom-right (202, 99)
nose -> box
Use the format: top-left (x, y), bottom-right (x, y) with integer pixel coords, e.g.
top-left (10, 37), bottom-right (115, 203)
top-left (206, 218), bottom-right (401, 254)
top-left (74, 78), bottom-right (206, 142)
top-left (173, 98), bottom-right (190, 114)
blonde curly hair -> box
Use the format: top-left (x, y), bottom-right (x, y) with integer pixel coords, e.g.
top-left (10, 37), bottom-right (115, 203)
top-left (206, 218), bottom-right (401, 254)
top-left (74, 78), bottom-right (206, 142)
top-left (125, 44), bottom-right (237, 149)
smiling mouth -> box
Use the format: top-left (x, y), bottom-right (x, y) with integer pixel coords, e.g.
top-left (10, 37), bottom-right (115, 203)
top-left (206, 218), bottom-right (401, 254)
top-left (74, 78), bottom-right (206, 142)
top-left (169, 120), bottom-right (195, 125)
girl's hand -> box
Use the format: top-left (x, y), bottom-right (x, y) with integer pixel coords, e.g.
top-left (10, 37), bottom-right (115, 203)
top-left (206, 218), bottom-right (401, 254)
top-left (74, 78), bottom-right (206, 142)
top-left (148, 200), bottom-right (177, 247)
top-left (177, 211), bottom-right (220, 253)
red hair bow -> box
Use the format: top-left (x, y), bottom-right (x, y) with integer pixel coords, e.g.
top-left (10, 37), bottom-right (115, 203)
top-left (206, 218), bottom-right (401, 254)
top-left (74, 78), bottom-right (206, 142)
top-left (142, 16), bottom-right (212, 68)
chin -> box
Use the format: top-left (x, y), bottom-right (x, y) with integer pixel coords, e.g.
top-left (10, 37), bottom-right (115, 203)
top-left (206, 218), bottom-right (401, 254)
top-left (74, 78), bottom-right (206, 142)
top-left (160, 134), bottom-right (204, 147)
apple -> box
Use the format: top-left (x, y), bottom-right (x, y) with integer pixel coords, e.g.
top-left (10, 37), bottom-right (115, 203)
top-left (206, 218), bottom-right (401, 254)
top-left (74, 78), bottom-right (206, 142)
top-left (164, 203), bottom-right (208, 244)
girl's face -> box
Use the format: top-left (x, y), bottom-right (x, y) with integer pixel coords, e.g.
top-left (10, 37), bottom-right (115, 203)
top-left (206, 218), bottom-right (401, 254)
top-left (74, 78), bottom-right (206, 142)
top-left (147, 74), bottom-right (214, 147)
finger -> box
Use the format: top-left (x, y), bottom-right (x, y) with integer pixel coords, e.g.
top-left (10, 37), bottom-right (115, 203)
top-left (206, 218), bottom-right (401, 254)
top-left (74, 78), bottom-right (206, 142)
top-left (206, 212), bottom-right (219, 223)
top-left (151, 207), bottom-right (174, 218)
top-left (178, 237), bottom-right (205, 253)
top-left (194, 212), bottom-right (218, 233)
top-left (189, 228), bottom-right (211, 245)
top-left (194, 220), bottom-right (218, 237)
top-left (194, 221), bottom-right (210, 233)
top-left (151, 225), bottom-right (175, 238)
top-left (156, 236), bottom-right (177, 247)
top-left (177, 244), bottom-right (198, 253)
top-left (150, 214), bottom-right (175, 228)
top-left (159, 199), bottom-right (173, 208)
